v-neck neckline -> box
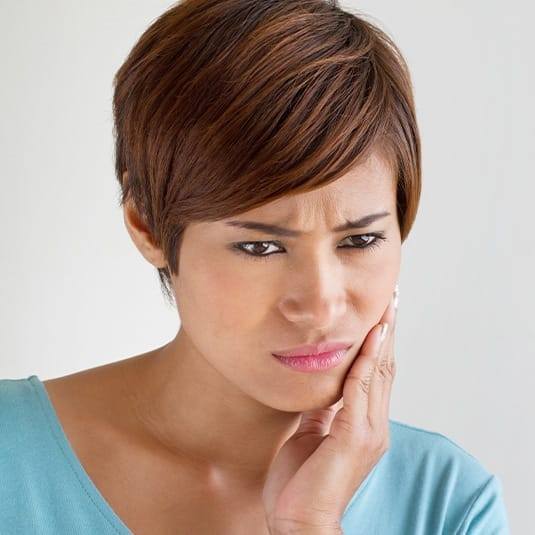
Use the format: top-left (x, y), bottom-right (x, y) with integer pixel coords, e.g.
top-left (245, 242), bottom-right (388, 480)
top-left (28, 374), bottom-right (133, 534)
top-left (26, 374), bottom-right (382, 531)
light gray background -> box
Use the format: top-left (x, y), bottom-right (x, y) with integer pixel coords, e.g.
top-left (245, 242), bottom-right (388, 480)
top-left (0, 1), bottom-right (532, 532)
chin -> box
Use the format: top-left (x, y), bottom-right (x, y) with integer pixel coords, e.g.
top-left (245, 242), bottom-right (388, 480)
top-left (263, 387), bottom-right (344, 413)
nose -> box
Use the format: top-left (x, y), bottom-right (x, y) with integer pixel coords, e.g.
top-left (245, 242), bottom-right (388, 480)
top-left (277, 259), bottom-right (347, 331)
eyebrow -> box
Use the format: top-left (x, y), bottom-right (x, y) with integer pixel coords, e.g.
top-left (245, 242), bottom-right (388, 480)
top-left (224, 211), bottom-right (391, 237)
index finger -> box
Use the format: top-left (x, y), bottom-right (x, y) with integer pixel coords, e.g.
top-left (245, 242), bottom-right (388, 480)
top-left (340, 301), bottom-right (392, 427)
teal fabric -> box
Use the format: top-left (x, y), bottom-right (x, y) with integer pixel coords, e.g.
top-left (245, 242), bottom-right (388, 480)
top-left (0, 375), bottom-right (510, 534)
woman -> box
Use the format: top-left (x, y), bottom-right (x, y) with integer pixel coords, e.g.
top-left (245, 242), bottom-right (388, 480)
top-left (0, 0), bottom-right (510, 533)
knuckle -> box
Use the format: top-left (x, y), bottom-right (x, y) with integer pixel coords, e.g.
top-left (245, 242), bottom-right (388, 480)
top-left (361, 425), bottom-right (390, 450)
top-left (335, 414), bottom-right (354, 436)
top-left (361, 434), bottom-right (388, 455)
top-left (358, 375), bottom-right (372, 395)
top-left (378, 433), bottom-right (390, 451)
top-left (376, 358), bottom-right (396, 380)
top-left (373, 434), bottom-right (390, 454)
top-left (346, 372), bottom-right (373, 395)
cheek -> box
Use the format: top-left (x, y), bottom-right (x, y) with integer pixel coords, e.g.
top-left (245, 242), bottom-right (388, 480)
top-left (365, 251), bottom-right (400, 318)
top-left (350, 239), bottom-right (400, 282)
top-left (176, 254), bottom-right (268, 333)
top-left (368, 250), bottom-right (400, 284)
top-left (175, 239), bottom-right (400, 335)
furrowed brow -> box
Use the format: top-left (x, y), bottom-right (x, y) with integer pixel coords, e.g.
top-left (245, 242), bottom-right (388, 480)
top-left (224, 211), bottom-right (390, 237)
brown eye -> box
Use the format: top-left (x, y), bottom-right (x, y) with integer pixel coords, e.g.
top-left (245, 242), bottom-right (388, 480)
top-left (235, 241), bottom-right (283, 257)
top-left (233, 232), bottom-right (386, 262)
top-left (340, 234), bottom-right (382, 249)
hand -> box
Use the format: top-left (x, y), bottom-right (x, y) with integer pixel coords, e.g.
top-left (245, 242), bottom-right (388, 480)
top-left (263, 286), bottom-right (399, 534)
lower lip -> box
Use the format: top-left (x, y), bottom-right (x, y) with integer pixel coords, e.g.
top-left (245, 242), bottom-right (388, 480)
top-left (272, 348), bottom-right (351, 372)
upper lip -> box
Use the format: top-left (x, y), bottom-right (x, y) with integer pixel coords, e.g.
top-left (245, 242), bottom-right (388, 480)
top-left (272, 341), bottom-right (354, 358)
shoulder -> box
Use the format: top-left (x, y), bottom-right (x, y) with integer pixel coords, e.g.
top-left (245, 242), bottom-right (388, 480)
top-left (388, 418), bottom-right (492, 479)
top-left (386, 418), bottom-right (510, 533)
top-left (0, 373), bottom-right (107, 469)
top-left (0, 375), bottom-right (43, 445)
top-left (0, 375), bottom-right (37, 406)
top-left (0, 375), bottom-right (133, 533)
top-left (0, 376), bottom-right (52, 506)
top-left (342, 418), bottom-right (510, 533)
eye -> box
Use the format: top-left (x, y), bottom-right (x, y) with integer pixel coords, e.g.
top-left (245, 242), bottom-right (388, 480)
top-left (338, 233), bottom-right (386, 250)
top-left (232, 232), bottom-right (387, 262)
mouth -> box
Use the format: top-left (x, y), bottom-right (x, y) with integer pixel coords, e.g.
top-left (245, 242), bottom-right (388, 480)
top-left (272, 346), bottom-right (352, 373)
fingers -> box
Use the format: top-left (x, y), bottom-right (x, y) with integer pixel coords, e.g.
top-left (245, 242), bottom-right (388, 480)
top-left (341, 286), bottom-right (398, 432)
top-left (296, 402), bottom-right (342, 437)
top-left (380, 299), bottom-right (397, 421)
top-left (341, 314), bottom-right (388, 424)
top-left (367, 295), bottom-right (397, 427)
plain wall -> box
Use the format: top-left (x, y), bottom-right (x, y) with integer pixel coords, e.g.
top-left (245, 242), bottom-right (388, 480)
top-left (0, 1), bottom-right (532, 532)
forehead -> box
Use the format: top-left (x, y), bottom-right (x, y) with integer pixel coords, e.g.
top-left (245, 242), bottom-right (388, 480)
top-left (236, 151), bottom-right (395, 222)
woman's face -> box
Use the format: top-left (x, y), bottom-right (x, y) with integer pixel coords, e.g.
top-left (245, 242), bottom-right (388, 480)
top-left (170, 151), bottom-right (401, 412)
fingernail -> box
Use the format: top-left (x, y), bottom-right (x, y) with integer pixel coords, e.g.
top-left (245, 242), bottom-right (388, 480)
top-left (379, 322), bottom-right (389, 343)
top-left (393, 284), bottom-right (399, 310)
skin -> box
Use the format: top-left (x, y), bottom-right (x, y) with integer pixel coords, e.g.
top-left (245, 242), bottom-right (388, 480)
top-left (262, 293), bottom-right (397, 532)
top-left (120, 147), bottom-right (401, 504)
top-left (41, 148), bottom-right (400, 533)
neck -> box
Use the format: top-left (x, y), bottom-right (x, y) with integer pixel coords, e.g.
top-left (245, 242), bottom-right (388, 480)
top-left (123, 330), bottom-right (303, 488)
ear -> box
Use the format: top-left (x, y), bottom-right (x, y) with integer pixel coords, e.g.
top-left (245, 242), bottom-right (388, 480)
top-left (122, 177), bottom-right (167, 269)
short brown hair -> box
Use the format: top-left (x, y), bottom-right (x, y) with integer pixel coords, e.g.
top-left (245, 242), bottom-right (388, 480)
top-left (112, 0), bottom-right (421, 306)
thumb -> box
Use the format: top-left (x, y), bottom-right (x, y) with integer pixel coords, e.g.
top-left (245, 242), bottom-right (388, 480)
top-left (262, 398), bottom-right (343, 521)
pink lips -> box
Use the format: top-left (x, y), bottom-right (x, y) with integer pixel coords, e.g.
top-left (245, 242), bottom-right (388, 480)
top-left (272, 348), bottom-right (351, 372)
top-left (272, 341), bottom-right (353, 358)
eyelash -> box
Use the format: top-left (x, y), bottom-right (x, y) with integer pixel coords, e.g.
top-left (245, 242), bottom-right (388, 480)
top-left (232, 232), bottom-right (387, 262)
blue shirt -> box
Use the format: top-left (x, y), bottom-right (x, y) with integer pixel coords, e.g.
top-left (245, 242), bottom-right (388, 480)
top-left (0, 375), bottom-right (510, 534)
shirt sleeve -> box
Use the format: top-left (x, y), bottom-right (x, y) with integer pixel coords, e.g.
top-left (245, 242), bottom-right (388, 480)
top-left (455, 475), bottom-right (511, 535)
